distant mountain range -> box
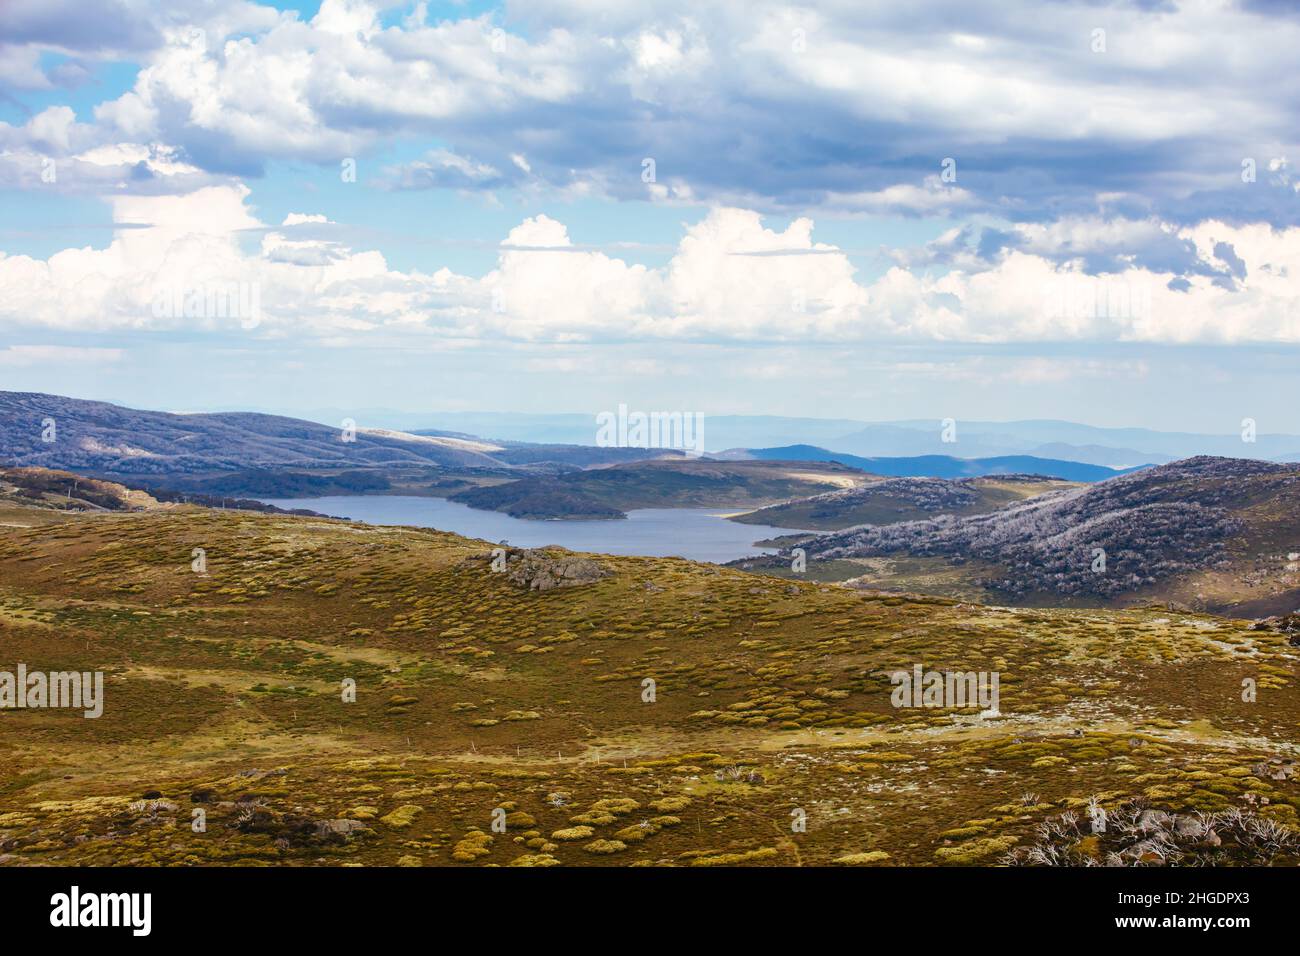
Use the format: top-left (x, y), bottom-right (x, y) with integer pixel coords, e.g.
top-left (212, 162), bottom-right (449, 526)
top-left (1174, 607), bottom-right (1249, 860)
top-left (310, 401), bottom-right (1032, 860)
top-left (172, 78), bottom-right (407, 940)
top-left (4, 391), bottom-right (1297, 511)
top-left (835, 419), bottom-right (1300, 465)
top-left (201, 407), bottom-right (1300, 466)
top-left (400, 412), bottom-right (1300, 466)
top-left (735, 445), bottom-right (1139, 482)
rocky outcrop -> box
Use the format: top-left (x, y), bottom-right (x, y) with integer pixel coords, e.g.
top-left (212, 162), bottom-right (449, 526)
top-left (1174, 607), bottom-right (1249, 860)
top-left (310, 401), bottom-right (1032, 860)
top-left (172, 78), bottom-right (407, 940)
top-left (796, 456), bottom-right (1300, 599)
top-left (1250, 613), bottom-right (1300, 647)
top-left (473, 547), bottom-right (610, 591)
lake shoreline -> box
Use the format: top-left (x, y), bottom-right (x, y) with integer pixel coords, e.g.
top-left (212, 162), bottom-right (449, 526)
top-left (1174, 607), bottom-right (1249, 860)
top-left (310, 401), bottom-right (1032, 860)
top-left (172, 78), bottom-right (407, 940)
top-left (255, 495), bottom-right (811, 563)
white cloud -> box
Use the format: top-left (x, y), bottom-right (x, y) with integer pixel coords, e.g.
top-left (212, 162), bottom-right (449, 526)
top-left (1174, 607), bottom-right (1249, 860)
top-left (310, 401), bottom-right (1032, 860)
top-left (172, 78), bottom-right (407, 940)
top-left (87, 4), bottom-right (586, 171)
top-left (3, 184), bottom-right (1300, 347)
top-left (826, 176), bottom-right (975, 216)
top-left (382, 148), bottom-right (505, 190)
top-left (282, 212), bottom-right (331, 226)
top-left (0, 106), bottom-right (227, 194)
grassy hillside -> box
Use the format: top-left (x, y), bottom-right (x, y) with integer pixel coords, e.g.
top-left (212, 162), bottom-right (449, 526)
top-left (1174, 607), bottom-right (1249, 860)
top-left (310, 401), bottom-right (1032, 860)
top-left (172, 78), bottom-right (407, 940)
top-left (732, 475), bottom-right (1075, 531)
top-left (0, 498), bottom-right (1296, 867)
top-left (450, 458), bottom-right (868, 519)
top-left (0, 467), bottom-right (334, 523)
top-left (0, 466), bottom-right (164, 513)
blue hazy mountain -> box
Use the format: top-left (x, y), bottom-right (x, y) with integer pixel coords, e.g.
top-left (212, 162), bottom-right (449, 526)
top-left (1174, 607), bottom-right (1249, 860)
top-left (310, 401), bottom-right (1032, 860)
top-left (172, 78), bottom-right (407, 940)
top-left (13, 391), bottom-right (1295, 477)
top-left (385, 413), bottom-right (1294, 466)
top-left (826, 419), bottom-right (1297, 464)
top-left (742, 445), bottom-right (1144, 482)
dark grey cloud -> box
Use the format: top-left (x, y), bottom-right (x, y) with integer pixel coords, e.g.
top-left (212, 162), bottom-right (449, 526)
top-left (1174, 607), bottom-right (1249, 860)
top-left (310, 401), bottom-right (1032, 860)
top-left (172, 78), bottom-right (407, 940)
top-left (360, 1), bottom-right (1300, 227)
top-left (10, 0), bottom-right (1300, 231)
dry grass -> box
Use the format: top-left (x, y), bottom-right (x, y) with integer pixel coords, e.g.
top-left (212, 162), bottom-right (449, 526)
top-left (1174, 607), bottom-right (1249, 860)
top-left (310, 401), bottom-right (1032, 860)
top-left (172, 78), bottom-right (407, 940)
top-left (0, 506), bottom-right (1295, 866)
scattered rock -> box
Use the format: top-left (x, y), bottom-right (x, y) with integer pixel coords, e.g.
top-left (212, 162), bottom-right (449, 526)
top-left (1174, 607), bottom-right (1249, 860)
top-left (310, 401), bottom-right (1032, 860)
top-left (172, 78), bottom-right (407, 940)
top-left (316, 818), bottom-right (371, 838)
top-left (1252, 758), bottom-right (1295, 781)
top-left (478, 548), bottom-right (610, 591)
top-left (1137, 809), bottom-right (1171, 832)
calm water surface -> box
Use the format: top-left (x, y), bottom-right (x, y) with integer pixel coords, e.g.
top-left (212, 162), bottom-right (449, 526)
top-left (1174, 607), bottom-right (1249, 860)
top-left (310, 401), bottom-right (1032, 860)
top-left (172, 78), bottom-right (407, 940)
top-left (257, 495), bottom-right (806, 563)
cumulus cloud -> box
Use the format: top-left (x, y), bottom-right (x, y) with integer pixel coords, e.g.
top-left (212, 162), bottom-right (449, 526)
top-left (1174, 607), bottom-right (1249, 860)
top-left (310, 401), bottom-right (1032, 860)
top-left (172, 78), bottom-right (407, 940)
top-left (0, 106), bottom-right (234, 195)
top-left (0, 0), bottom-right (278, 92)
top-left (3, 187), bottom-right (1299, 346)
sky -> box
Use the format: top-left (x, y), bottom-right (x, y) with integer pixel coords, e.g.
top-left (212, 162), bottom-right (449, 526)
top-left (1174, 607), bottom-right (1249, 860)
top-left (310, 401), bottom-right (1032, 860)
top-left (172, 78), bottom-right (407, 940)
top-left (1, 0), bottom-right (1298, 432)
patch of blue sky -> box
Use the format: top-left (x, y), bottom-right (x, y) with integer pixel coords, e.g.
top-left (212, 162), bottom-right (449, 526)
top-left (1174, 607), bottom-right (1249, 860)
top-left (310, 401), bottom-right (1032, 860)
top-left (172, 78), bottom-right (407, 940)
top-left (0, 57), bottom-right (138, 124)
top-left (0, 190), bottom-right (117, 259)
top-left (244, 136), bottom-right (708, 274)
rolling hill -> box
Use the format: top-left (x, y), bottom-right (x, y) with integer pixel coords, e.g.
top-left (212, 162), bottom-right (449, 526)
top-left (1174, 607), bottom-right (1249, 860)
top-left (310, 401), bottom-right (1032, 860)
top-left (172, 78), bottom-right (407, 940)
top-left (449, 458), bottom-right (869, 519)
top-left (0, 489), bottom-right (1295, 867)
top-left (0, 466), bottom-right (330, 520)
top-left (768, 456), bottom-right (1300, 615)
top-left (730, 474), bottom-right (1078, 531)
top-left (0, 466), bottom-right (166, 513)
top-left (0, 391), bottom-right (506, 476)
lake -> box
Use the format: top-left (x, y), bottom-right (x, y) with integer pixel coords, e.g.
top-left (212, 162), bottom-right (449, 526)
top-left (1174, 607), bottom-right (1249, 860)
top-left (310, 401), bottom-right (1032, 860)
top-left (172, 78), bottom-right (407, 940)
top-left (256, 495), bottom-right (803, 563)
